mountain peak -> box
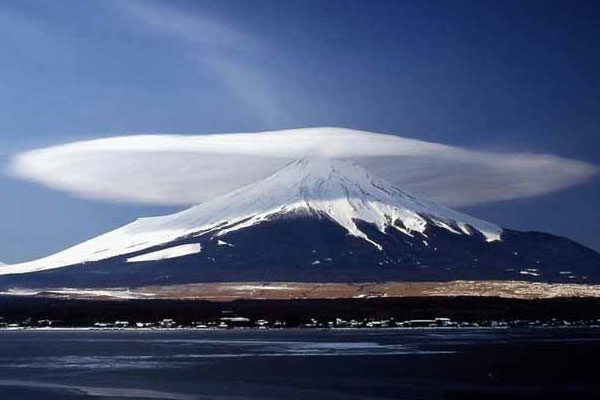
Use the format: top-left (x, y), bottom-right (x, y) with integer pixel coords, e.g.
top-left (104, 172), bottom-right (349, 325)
top-left (270, 158), bottom-right (380, 192)
top-left (282, 157), bottom-right (371, 177)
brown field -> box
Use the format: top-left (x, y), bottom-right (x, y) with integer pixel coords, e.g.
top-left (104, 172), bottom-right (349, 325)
top-left (138, 280), bottom-right (600, 300)
top-left (4, 280), bottom-right (600, 301)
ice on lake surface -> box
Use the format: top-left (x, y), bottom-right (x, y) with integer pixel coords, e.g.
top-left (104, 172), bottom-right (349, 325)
top-left (0, 328), bottom-right (598, 399)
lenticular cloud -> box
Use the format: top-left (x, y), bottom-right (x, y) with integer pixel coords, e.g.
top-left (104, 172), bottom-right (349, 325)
top-left (10, 127), bottom-right (597, 207)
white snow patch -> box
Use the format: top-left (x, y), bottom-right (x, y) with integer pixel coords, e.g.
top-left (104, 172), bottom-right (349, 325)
top-left (126, 244), bottom-right (201, 263)
top-left (519, 270), bottom-right (540, 277)
top-left (0, 288), bottom-right (155, 299)
top-left (431, 219), bottom-right (461, 235)
top-left (229, 285), bottom-right (294, 291)
top-left (457, 223), bottom-right (472, 235)
top-left (0, 289), bottom-right (39, 296)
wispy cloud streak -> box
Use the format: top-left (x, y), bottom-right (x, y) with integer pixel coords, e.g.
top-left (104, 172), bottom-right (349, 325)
top-left (114, 0), bottom-right (284, 124)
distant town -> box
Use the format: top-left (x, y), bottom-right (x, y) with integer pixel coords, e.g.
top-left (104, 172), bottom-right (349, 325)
top-left (2, 315), bottom-right (600, 330)
top-left (1, 295), bottom-right (600, 331)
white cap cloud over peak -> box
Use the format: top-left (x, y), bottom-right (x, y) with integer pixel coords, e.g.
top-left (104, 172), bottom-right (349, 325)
top-left (9, 127), bottom-right (597, 207)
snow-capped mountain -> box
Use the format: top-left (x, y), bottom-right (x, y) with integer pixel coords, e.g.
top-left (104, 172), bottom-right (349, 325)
top-left (1, 159), bottom-right (499, 273)
top-left (1, 158), bottom-right (599, 287)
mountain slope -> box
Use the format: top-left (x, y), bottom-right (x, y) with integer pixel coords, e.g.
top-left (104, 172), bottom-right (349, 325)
top-left (0, 158), bottom-right (500, 275)
top-left (1, 158), bottom-right (599, 288)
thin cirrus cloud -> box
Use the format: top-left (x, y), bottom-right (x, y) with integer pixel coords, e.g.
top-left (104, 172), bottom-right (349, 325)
top-left (114, 0), bottom-right (286, 125)
top-left (9, 127), bottom-right (598, 207)
top-left (115, 0), bottom-right (261, 50)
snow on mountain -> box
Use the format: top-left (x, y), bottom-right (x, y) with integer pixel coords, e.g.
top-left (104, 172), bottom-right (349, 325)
top-left (0, 158), bottom-right (501, 276)
top-left (126, 243), bottom-right (202, 263)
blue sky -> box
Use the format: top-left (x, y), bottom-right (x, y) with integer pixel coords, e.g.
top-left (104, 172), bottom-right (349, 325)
top-left (1, 0), bottom-right (599, 262)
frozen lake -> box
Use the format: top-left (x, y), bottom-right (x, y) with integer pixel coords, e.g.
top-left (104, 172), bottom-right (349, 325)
top-left (0, 328), bottom-right (598, 399)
